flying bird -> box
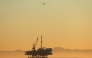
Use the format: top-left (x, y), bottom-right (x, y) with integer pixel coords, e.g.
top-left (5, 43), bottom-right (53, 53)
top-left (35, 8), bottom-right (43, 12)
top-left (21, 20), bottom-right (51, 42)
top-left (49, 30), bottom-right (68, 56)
top-left (40, 2), bottom-right (48, 5)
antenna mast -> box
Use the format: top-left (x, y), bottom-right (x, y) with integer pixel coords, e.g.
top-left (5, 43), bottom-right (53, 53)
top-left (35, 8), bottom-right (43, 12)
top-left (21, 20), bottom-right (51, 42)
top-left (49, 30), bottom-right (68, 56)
top-left (41, 36), bottom-right (42, 48)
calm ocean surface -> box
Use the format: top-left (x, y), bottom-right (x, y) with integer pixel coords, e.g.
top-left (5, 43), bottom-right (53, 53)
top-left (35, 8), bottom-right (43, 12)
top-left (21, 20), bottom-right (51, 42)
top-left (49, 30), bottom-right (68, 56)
top-left (0, 52), bottom-right (92, 58)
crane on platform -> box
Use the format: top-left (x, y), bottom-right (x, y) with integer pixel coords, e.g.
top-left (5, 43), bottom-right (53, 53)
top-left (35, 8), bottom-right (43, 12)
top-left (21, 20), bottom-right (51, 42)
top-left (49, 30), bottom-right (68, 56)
top-left (32, 38), bottom-right (38, 50)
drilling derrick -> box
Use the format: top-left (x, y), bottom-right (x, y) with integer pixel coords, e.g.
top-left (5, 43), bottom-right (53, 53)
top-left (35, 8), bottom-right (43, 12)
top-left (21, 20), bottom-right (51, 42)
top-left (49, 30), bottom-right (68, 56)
top-left (25, 36), bottom-right (52, 58)
top-left (38, 36), bottom-right (52, 57)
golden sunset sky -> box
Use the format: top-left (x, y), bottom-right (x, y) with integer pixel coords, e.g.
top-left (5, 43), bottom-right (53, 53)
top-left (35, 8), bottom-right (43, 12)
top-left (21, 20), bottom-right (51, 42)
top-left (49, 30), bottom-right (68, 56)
top-left (0, 0), bottom-right (92, 51)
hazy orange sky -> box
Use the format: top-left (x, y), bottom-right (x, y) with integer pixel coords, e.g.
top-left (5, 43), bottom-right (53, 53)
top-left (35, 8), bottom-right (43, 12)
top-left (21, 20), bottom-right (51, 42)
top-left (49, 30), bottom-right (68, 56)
top-left (0, 0), bottom-right (92, 51)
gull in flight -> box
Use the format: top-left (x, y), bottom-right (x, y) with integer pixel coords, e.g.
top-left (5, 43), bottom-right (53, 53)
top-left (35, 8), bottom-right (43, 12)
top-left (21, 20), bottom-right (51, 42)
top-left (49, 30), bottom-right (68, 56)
top-left (40, 2), bottom-right (48, 5)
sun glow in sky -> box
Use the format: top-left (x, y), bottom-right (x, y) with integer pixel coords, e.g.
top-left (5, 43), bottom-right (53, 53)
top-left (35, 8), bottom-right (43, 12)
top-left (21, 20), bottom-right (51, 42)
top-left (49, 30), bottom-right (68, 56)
top-left (0, 0), bottom-right (92, 51)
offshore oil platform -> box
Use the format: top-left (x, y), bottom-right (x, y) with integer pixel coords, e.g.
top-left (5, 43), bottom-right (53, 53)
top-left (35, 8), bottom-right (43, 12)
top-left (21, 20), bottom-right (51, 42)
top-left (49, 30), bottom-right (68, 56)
top-left (25, 36), bottom-right (52, 58)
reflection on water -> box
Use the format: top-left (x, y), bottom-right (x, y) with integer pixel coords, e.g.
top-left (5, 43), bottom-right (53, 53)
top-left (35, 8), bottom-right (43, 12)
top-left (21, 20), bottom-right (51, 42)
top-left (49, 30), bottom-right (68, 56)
top-left (0, 52), bottom-right (92, 58)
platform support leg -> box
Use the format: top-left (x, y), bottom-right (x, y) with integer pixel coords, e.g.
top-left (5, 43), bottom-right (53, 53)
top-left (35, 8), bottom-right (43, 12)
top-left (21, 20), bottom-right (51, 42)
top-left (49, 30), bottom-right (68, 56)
top-left (28, 55), bottom-right (29, 58)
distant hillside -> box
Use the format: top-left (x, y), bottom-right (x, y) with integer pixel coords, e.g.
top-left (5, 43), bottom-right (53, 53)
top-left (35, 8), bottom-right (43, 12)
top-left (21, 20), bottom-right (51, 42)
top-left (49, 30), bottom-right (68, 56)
top-left (53, 47), bottom-right (92, 52)
top-left (0, 50), bottom-right (24, 52)
top-left (0, 47), bottom-right (92, 53)
top-left (15, 50), bottom-right (23, 52)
